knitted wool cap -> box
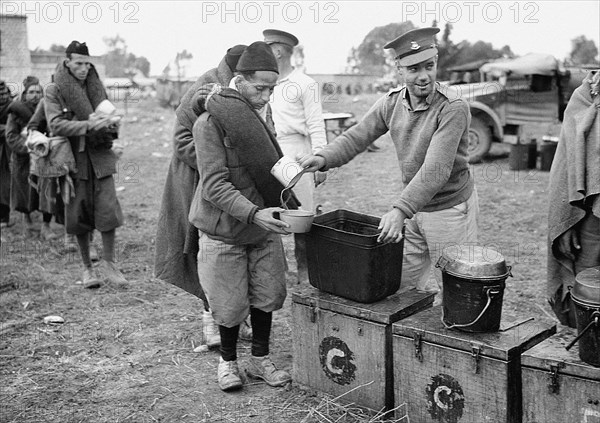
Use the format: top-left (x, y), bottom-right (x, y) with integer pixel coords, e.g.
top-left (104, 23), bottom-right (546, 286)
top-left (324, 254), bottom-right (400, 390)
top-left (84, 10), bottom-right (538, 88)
top-left (66, 40), bottom-right (90, 56)
top-left (225, 44), bottom-right (247, 72)
top-left (235, 41), bottom-right (278, 74)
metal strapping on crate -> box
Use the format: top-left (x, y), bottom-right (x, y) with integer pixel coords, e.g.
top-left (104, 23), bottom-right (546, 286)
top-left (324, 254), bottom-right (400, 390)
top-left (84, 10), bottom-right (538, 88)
top-left (471, 344), bottom-right (482, 374)
top-left (548, 362), bottom-right (566, 394)
top-left (413, 332), bottom-right (423, 362)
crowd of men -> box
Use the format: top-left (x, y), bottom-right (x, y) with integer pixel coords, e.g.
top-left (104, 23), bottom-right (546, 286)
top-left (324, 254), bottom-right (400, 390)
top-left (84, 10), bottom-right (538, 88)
top-left (0, 41), bottom-right (127, 288)
top-left (1, 27), bottom-right (598, 393)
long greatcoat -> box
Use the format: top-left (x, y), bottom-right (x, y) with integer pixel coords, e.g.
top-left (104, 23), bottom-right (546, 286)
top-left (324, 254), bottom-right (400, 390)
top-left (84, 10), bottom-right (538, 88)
top-left (0, 100), bottom-right (11, 212)
top-left (154, 58), bottom-right (234, 304)
top-left (6, 97), bottom-right (38, 214)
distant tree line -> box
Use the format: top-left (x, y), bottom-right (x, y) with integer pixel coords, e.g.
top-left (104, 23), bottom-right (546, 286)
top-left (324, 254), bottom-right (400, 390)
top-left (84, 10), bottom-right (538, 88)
top-left (347, 21), bottom-right (598, 79)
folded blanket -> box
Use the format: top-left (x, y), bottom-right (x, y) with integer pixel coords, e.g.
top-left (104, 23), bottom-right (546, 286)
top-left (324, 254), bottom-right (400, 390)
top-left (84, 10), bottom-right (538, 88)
top-left (206, 86), bottom-right (299, 209)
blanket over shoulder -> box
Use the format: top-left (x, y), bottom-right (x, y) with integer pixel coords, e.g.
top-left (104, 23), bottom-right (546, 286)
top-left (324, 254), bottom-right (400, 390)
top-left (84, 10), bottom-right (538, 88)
top-left (206, 86), bottom-right (300, 210)
top-left (547, 71), bottom-right (600, 298)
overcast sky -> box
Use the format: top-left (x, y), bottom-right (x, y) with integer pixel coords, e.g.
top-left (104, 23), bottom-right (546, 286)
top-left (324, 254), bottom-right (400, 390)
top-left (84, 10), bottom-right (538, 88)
top-left (7, 1), bottom-right (600, 76)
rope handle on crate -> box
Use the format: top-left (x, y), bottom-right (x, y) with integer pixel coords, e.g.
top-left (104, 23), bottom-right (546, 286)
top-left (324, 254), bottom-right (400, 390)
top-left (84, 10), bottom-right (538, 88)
top-left (441, 286), bottom-right (502, 330)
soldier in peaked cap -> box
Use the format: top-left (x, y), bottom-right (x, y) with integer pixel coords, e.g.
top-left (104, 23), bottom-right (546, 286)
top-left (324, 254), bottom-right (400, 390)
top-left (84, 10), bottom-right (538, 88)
top-left (263, 29), bottom-right (299, 47)
top-left (299, 27), bottom-right (479, 306)
top-left (263, 28), bottom-right (327, 284)
top-left (385, 27), bottom-right (440, 67)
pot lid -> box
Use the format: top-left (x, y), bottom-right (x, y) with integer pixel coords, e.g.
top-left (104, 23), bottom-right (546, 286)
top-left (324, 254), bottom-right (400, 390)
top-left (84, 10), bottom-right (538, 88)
top-left (437, 245), bottom-right (510, 279)
top-left (572, 266), bottom-right (600, 304)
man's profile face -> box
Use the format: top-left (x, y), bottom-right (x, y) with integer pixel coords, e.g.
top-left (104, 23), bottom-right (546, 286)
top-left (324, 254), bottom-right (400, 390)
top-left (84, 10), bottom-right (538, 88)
top-left (25, 84), bottom-right (42, 105)
top-left (238, 71), bottom-right (278, 110)
top-left (398, 57), bottom-right (437, 100)
top-left (66, 53), bottom-right (92, 81)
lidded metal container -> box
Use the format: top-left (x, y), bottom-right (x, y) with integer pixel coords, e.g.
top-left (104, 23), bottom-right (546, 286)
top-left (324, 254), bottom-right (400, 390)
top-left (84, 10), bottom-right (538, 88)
top-left (436, 245), bottom-right (512, 332)
top-left (569, 266), bottom-right (600, 367)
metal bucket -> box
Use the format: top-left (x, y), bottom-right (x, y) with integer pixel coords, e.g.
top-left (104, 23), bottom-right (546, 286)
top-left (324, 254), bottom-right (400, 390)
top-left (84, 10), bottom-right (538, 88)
top-left (436, 246), bottom-right (512, 333)
top-left (566, 267), bottom-right (600, 367)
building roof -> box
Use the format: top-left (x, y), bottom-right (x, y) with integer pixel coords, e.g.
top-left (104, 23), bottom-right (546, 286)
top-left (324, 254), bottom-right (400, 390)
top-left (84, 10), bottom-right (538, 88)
top-left (0, 14), bottom-right (28, 19)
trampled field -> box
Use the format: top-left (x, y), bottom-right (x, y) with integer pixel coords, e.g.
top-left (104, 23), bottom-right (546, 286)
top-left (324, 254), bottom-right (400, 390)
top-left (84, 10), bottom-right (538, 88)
top-left (0, 95), bottom-right (558, 422)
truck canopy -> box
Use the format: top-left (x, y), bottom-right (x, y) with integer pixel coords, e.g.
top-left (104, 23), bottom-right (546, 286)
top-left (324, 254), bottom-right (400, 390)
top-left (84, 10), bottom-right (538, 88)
top-left (480, 53), bottom-right (559, 76)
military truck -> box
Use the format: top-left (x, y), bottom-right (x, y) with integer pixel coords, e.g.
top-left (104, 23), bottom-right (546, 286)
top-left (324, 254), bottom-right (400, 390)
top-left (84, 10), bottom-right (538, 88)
top-left (445, 53), bottom-right (574, 163)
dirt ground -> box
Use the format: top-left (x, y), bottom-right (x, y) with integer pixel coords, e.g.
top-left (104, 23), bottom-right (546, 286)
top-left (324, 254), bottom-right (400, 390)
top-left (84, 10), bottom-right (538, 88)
top-left (1, 94), bottom-right (560, 422)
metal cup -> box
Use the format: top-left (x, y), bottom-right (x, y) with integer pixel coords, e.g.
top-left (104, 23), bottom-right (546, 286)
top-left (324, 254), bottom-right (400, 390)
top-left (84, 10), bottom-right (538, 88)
top-left (271, 156), bottom-right (304, 187)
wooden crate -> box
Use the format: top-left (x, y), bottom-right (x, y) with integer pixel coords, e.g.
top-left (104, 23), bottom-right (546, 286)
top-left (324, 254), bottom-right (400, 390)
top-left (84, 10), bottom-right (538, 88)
top-left (521, 327), bottom-right (600, 423)
top-left (392, 306), bottom-right (556, 423)
top-left (291, 285), bottom-right (434, 413)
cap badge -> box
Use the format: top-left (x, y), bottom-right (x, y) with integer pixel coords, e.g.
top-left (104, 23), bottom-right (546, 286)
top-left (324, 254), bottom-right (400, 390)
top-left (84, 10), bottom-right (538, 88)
top-left (410, 41), bottom-right (420, 50)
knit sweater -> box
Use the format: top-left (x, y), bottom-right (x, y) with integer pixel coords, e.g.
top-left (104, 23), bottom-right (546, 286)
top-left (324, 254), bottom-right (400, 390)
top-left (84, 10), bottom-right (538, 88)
top-left (318, 84), bottom-right (473, 218)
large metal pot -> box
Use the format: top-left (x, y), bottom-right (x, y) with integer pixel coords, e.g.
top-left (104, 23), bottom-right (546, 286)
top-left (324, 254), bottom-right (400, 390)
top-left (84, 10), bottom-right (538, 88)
top-left (567, 266), bottom-right (600, 367)
top-left (436, 245), bottom-right (512, 333)
top-left (572, 266), bottom-right (600, 305)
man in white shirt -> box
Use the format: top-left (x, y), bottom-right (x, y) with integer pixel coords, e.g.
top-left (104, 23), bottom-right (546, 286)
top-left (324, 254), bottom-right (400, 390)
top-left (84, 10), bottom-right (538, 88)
top-left (264, 29), bottom-right (327, 283)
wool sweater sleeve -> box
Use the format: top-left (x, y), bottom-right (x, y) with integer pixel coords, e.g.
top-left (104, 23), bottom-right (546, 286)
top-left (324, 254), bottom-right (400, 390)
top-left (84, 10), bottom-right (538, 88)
top-left (194, 117), bottom-right (258, 223)
top-left (393, 101), bottom-right (470, 218)
top-left (44, 84), bottom-right (88, 137)
top-left (317, 95), bottom-right (389, 168)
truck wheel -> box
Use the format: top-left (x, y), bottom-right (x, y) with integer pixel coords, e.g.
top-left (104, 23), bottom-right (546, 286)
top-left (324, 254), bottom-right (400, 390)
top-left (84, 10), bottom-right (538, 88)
top-left (468, 118), bottom-right (492, 164)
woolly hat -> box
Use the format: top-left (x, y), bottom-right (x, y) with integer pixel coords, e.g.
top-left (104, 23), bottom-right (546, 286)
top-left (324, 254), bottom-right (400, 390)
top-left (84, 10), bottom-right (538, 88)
top-left (225, 44), bottom-right (247, 72)
top-left (66, 40), bottom-right (90, 56)
top-left (235, 41), bottom-right (278, 74)
top-left (23, 76), bottom-right (40, 92)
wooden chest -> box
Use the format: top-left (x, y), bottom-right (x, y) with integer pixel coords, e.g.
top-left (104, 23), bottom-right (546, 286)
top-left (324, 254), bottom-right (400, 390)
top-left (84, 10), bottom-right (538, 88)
top-left (291, 286), bottom-right (434, 412)
top-left (521, 327), bottom-right (600, 423)
top-left (392, 306), bottom-right (556, 422)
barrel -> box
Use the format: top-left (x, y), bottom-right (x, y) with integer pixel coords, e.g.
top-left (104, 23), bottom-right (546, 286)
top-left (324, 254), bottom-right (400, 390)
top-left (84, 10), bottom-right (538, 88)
top-left (509, 143), bottom-right (532, 170)
top-left (539, 141), bottom-right (558, 171)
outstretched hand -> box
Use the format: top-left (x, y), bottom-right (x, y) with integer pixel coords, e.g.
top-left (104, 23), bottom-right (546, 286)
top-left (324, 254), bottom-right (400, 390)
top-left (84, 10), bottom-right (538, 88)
top-left (297, 154), bottom-right (326, 173)
top-left (252, 207), bottom-right (290, 234)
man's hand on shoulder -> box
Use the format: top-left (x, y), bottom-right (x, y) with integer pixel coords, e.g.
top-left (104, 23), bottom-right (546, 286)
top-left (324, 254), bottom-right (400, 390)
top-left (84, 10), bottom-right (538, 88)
top-left (253, 207), bottom-right (290, 234)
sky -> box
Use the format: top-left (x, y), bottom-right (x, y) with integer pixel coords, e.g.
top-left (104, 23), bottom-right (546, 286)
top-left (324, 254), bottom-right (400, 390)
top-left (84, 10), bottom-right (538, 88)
top-left (5, 1), bottom-right (600, 76)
